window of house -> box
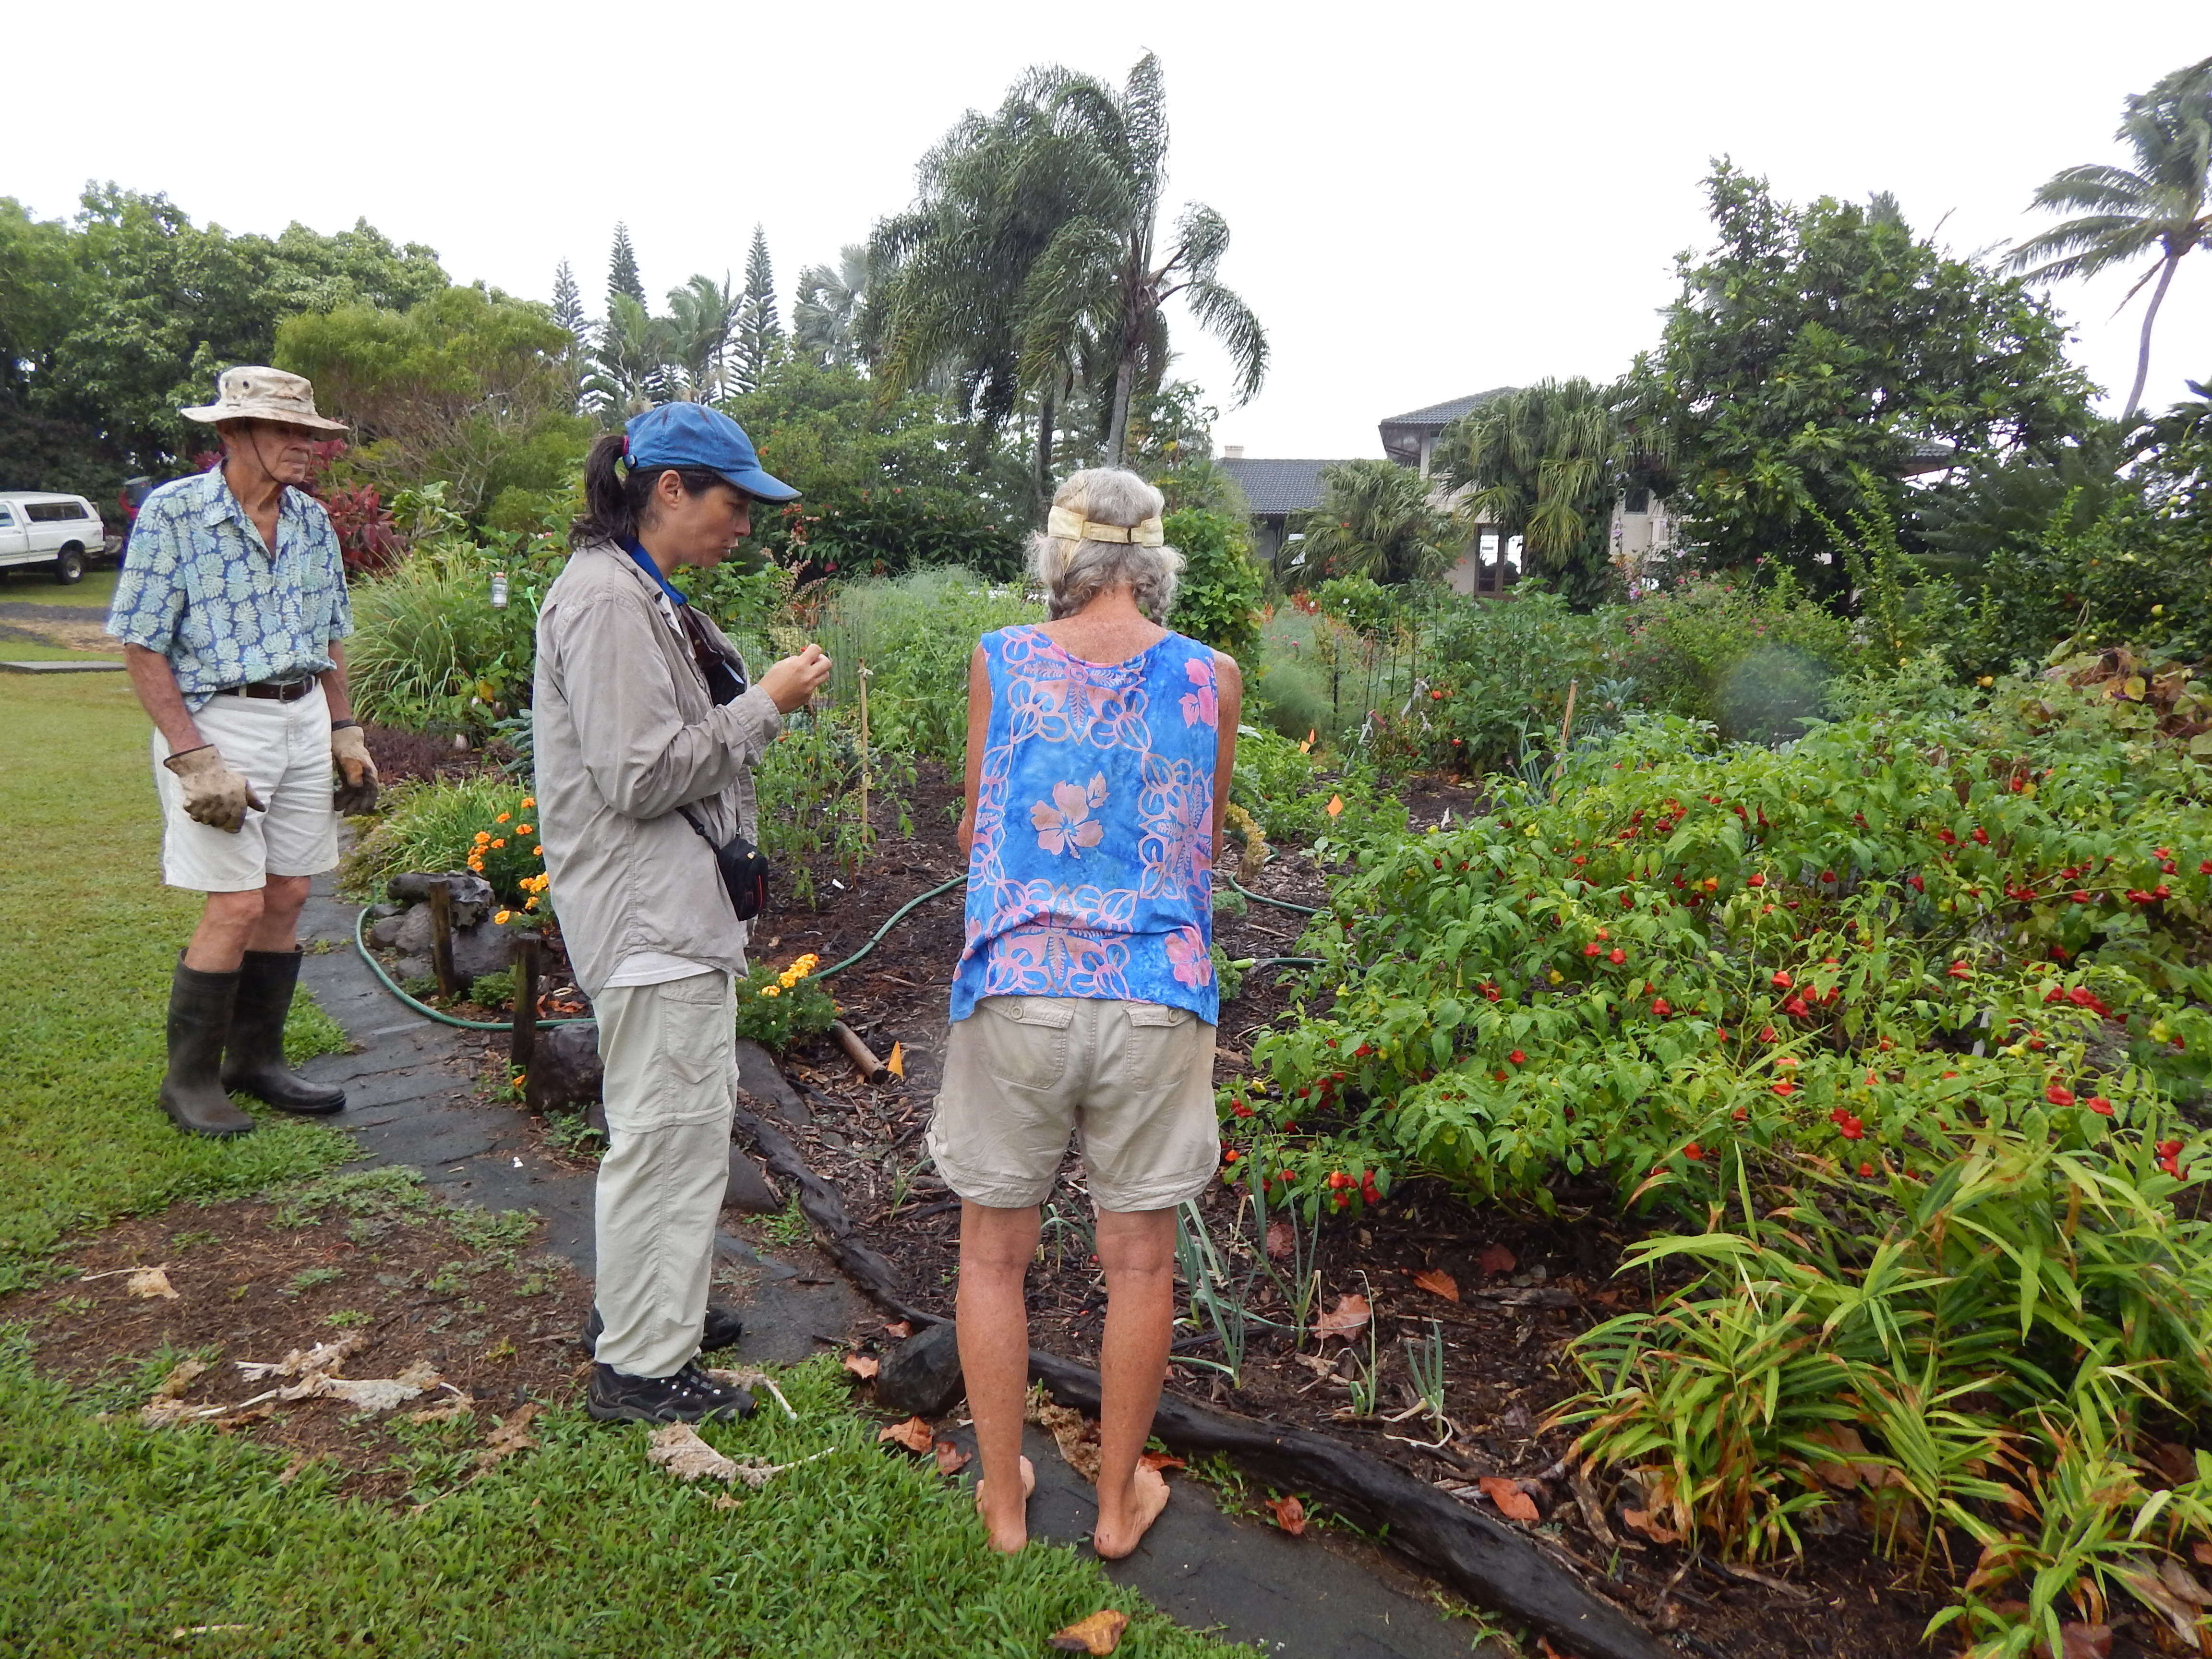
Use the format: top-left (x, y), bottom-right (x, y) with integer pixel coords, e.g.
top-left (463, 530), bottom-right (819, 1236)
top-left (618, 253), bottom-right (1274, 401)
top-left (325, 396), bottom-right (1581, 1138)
top-left (1623, 487), bottom-right (1651, 515)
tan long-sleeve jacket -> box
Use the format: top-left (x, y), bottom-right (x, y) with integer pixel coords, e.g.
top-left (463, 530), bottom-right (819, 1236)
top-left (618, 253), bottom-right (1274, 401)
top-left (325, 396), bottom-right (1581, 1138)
top-left (533, 539), bottom-right (781, 996)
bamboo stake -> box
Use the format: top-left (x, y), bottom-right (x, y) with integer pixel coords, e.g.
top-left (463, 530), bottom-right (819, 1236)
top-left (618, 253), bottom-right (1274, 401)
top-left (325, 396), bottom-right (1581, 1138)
top-left (1557, 678), bottom-right (1579, 757)
top-left (857, 660), bottom-right (871, 856)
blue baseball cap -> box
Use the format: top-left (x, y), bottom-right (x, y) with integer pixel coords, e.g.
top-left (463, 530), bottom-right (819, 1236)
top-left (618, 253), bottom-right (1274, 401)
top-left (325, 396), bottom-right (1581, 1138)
top-left (623, 403), bottom-right (799, 503)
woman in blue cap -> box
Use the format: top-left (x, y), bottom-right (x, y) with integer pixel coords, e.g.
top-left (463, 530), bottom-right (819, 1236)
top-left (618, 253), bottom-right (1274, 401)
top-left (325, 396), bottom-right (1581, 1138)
top-left (535, 404), bottom-right (832, 1422)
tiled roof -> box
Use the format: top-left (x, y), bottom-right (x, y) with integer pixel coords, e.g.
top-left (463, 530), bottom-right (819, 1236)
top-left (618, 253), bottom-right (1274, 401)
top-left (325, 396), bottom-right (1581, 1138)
top-left (1214, 457), bottom-right (1354, 516)
top-left (1378, 388), bottom-right (1519, 431)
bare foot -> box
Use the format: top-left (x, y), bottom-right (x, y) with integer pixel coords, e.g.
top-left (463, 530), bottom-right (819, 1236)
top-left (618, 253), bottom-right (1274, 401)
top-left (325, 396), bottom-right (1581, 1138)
top-left (974, 1455), bottom-right (1037, 1553)
top-left (1093, 1464), bottom-right (1171, 1560)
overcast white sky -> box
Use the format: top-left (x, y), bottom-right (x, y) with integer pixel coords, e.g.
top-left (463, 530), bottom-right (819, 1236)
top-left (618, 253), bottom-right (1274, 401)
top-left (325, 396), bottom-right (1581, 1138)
top-left (13, 2), bottom-right (2209, 458)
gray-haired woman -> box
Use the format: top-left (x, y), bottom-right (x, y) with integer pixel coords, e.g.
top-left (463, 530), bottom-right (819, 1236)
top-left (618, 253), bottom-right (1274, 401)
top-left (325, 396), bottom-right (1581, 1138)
top-left (938, 468), bottom-right (1242, 1556)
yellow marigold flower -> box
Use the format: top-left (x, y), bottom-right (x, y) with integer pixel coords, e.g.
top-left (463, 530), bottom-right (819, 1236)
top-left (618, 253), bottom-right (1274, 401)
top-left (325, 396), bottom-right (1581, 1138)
top-left (524, 897), bottom-right (539, 910)
top-left (760, 985), bottom-right (781, 998)
top-left (519, 796), bottom-right (534, 809)
top-left (496, 813), bottom-right (511, 823)
top-left (495, 910), bottom-right (512, 924)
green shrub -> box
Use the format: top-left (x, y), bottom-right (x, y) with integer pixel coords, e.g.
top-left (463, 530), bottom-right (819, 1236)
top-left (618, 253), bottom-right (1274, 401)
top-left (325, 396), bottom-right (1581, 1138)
top-left (1310, 575), bottom-right (1395, 637)
top-left (1618, 568), bottom-right (1856, 742)
top-left (1226, 726), bottom-right (1406, 851)
top-left (344, 777), bottom-right (548, 913)
top-left (345, 530), bottom-right (562, 732)
top-left (1424, 586), bottom-right (1623, 773)
top-left (1165, 507), bottom-right (1264, 658)
top-left (733, 954), bottom-right (838, 1049)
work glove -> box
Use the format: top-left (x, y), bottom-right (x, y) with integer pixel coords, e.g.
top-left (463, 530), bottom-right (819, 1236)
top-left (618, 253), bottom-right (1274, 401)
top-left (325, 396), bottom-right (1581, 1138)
top-left (331, 722), bottom-right (380, 815)
top-left (164, 745), bottom-right (265, 834)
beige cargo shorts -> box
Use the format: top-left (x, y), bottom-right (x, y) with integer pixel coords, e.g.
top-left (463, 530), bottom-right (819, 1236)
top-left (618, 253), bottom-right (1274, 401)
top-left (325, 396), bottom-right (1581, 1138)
top-left (929, 995), bottom-right (1220, 1213)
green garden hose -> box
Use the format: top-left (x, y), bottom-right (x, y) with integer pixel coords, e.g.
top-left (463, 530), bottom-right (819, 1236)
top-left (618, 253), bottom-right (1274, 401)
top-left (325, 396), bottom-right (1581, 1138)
top-left (351, 906), bottom-right (593, 1033)
top-left (1229, 876), bottom-right (1322, 917)
top-left (813, 874), bottom-right (967, 982)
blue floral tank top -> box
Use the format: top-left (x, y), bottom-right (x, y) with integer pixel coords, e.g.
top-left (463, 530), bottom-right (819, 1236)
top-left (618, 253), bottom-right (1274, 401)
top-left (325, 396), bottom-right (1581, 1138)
top-left (950, 625), bottom-right (1221, 1025)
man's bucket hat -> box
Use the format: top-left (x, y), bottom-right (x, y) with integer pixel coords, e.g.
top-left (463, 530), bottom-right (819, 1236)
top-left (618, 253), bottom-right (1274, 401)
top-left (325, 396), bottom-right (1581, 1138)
top-left (180, 366), bottom-right (347, 432)
top-left (625, 403), bottom-right (798, 502)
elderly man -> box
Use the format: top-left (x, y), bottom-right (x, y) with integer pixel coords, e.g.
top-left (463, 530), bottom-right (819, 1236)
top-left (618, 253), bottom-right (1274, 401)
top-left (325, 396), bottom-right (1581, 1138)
top-left (107, 366), bottom-right (379, 1138)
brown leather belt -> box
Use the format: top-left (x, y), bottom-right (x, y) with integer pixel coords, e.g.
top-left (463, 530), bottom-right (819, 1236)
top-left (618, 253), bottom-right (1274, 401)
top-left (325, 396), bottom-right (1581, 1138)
top-left (217, 679), bottom-right (316, 702)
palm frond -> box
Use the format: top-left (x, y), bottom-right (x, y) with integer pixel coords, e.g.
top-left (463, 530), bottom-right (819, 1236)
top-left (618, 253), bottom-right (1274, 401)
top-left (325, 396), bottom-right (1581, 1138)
top-left (1183, 276), bottom-right (1268, 405)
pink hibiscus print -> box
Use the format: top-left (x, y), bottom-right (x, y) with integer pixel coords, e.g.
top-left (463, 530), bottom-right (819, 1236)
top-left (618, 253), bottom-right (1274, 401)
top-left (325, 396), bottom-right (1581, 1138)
top-left (1166, 926), bottom-right (1213, 988)
top-left (1031, 773), bottom-right (1109, 856)
top-left (1180, 657), bottom-right (1218, 728)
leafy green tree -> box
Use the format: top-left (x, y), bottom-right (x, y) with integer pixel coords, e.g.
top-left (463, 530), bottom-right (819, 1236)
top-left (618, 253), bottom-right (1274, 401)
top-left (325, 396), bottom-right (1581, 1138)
top-left (1635, 164), bottom-right (2093, 589)
top-left (734, 226), bottom-right (782, 393)
top-left (667, 273), bottom-right (738, 401)
top-left (794, 245), bottom-right (870, 368)
top-left (2008, 55), bottom-right (2212, 419)
top-left (1291, 459), bottom-right (1453, 586)
top-left (1436, 379), bottom-right (1627, 610)
top-left (1163, 506), bottom-right (1262, 656)
top-left (718, 357), bottom-right (1025, 578)
top-left (0, 186), bottom-right (450, 493)
top-left (606, 223), bottom-right (646, 313)
top-left (550, 260), bottom-right (588, 405)
top-left (276, 284), bottom-right (584, 519)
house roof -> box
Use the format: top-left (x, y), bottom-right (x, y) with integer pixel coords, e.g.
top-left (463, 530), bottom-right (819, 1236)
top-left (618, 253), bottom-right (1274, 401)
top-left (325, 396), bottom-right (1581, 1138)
top-left (1214, 457), bottom-right (1354, 516)
top-left (1378, 388), bottom-right (1519, 432)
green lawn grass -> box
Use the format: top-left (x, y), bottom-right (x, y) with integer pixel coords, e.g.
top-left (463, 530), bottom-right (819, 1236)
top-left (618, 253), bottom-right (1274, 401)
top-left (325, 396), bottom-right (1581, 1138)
top-left (0, 645), bottom-right (124, 663)
top-left (0, 676), bottom-right (355, 1289)
top-left (0, 565), bottom-right (122, 610)
top-left (0, 1336), bottom-right (1238, 1659)
top-left (0, 675), bottom-right (1249, 1658)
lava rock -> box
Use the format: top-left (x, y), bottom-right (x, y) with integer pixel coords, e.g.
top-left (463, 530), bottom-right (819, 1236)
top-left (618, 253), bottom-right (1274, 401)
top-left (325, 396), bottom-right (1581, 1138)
top-left (384, 872), bottom-right (494, 926)
top-left (369, 901), bottom-right (405, 921)
top-left (723, 1145), bottom-right (781, 1214)
top-left (873, 1320), bottom-right (963, 1418)
top-left (449, 917), bottom-right (513, 982)
top-left (532, 1020), bottom-right (603, 1108)
top-left (733, 1039), bottom-right (810, 1126)
top-left (386, 955), bottom-right (433, 986)
top-left (367, 912), bottom-right (410, 949)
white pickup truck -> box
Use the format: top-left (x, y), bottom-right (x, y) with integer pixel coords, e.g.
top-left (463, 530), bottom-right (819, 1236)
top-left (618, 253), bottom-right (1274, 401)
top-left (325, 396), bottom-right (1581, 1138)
top-left (0, 492), bottom-right (115, 584)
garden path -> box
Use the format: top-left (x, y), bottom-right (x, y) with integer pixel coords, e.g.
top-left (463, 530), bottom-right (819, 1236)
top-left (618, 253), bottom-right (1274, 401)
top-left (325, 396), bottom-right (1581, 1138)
top-left (293, 874), bottom-right (1500, 1658)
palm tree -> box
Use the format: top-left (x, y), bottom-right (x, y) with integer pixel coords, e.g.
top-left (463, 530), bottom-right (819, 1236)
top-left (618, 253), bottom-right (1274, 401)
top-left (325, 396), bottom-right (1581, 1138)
top-left (1014, 54), bottom-right (1268, 465)
top-left (1436, 379), bottom-right (1630, 608)
top-left (2009, 55), bottom-right (2212, 419)
top-left (665, 274), bottom-right (738, 402)
top-left (583, 294), bottom-right (672, 417)
top-left (1292, 460), bottom-right (1453, 585)
top-left (794, 245), bottom-right (870, 367)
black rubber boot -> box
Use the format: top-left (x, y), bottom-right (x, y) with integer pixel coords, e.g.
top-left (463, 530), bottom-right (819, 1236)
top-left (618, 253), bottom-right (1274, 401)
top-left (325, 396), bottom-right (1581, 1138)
top-left (159, 958), bottom-right (256, 1138)
top-left (220, 949), bottom-right (346, 1115)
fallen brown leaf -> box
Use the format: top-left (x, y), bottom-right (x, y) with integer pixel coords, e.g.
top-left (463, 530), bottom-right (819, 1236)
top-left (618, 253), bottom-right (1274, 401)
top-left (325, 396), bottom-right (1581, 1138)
top-left (2121, 1566), bottom-right (2203, 1647)
top-left (275, 1450), bottom-right (312, 1486)
top-left (648, 1422), bottom-right (739, 1482)
top-left (127, 1266), bottom-right (178, 1300)
top-left (400, 1396), bottom-right (475, 1425)
top-left (878, 1416), bottom-right (934, 1454)
top-left (1619, 1506), bottom-right (1681, 1545)
top-left (1267, 1493), bottom-right (1307, 1536)
top-left (472, 1403), bottom-right (540, 1473)
top-left (883, 1320), bottom-right (913, 1340)
top-left (1048, 1608), bottom-right (1130, 1654)
top-left (2048, 1623), bottom-right (2113, 1659)
top-left (1027, 1397), bottom-right (1102, 1481)
top-left (1138, 1451), bottom-right (1185, 1474)
top-left (934, 1440), bottom-right (972, 1476)
top-left (1312, 1293), bottom-right (1371, 1342)
top-left (842, 1352), bottom-right (880, 1380)
top-left (1263, 1221), bottom-right (1294, 1261)
top-left (2158, 1555), bottom-right (2212, 1605)
top-left (1479, 1475), bottom-right (1539, 1524)
top-left (2196, 1540), bottom-right (2212, 1568)
top-left (1476, 1243), bottom-right (1516, 1276)
top-left (137, 1357), bottom-right (211, 1427)
top-left (1411, 1268), bottom-right (1460, 1303)
top-left (2148, 1440), bottom-right (2197, 1486)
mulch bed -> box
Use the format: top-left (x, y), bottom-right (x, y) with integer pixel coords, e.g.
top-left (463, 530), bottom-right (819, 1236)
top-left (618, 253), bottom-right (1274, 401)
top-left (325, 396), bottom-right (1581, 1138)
top-left (0, 1190), bottom-right (593, 1501)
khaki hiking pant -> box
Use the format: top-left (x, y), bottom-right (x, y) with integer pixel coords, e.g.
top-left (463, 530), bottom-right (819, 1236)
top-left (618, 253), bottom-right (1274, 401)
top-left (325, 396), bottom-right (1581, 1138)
top-left (590, 971), bottom-right (736, 1377)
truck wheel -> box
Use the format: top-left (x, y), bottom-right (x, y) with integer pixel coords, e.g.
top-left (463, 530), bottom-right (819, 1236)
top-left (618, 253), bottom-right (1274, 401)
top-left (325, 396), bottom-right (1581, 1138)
top-left (52, 546), bottom-right (85, 584)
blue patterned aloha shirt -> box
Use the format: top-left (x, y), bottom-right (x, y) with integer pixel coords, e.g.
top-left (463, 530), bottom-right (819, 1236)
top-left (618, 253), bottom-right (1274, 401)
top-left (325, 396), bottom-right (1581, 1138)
top-left (106, 469), bottom-right (352, 711)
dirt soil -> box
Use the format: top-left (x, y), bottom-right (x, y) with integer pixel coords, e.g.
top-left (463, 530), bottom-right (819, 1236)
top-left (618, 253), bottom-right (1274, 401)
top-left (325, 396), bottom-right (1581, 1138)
top-left (1, 1184), bottom-right (593, 1500)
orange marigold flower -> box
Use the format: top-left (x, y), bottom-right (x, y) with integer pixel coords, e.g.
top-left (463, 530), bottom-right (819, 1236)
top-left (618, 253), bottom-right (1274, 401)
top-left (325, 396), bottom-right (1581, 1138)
top-left (519, 796), bottom-right (535, 808)
top-left (490, 839), bottom-right (506, 849)
top-left (516, 825), bottom-right (531, 836)
top-left (496, 813), bottom-right (511, 823)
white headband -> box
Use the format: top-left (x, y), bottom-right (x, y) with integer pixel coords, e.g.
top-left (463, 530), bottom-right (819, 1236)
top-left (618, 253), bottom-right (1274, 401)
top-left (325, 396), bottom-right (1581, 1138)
top-left (1047, 504), bottom-right (1164, 546)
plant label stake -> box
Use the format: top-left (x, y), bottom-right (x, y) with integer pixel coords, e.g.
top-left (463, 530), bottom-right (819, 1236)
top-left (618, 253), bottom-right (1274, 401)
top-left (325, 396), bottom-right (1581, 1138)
top-left (857, 661), bottom-right (872, 859)
top-left (509, 930), bottom-right (540, 1086)
top-left (426, 877), bottom-right (459, 1002)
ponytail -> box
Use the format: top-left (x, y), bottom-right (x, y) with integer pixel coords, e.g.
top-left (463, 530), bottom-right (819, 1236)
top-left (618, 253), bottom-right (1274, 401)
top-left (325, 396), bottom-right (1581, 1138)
top-left (569, 430), bottom-right (727, 548)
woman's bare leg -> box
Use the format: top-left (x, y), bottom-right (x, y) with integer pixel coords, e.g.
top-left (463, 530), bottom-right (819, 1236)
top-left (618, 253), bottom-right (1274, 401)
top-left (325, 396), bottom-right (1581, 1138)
top-left (1092, 1204), bottom-right (1178, 1558)
top-left (956, 1200), bottom-right (1040, 1552)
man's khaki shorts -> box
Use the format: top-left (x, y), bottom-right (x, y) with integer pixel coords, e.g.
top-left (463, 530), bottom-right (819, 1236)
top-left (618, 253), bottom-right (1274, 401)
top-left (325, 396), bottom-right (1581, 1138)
top-left (929, 996), bottom-right (1220, 1213)
top-left (153, 683), bottom-right (339, 893)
